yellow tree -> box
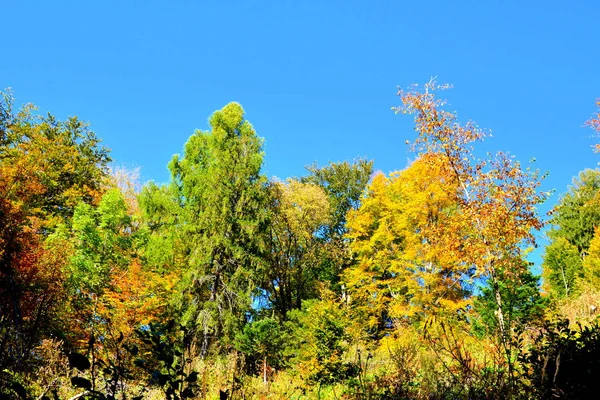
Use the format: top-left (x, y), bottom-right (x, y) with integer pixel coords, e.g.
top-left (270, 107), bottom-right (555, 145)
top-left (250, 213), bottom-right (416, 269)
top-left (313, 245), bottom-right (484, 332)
top-left (345, 154), bottom-right (469, 332)
top-left (263, 179), bottom-right (331, 318)
top-left (393, 80), bottom-right (547, 366)
top-left (345, 172), bottom-right (400, 332)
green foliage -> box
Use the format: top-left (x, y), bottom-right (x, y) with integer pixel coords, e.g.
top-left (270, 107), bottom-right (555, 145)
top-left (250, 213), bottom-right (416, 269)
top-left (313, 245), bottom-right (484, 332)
top-left (287, 295), bottom-right (359, 387)
top-left (549, 169), bottom-right (600, 254)
top-left (66, 189), bottom-right (135, 294)
top-left (262, 180), bottom-right (332, 317)
top-left (474, 262), bottom-right (547, 336)
top-left (142, 102), bottom-right (270, 356)
top-left (134, 323), bottom-right (200, 400)
top-left (61, 332), bottom-right (140, 400)
top-left (0, 90), bottom-right (110, 375)
top-left (138, 182), bottom-right (182, 274)
top-left (303, 158), bottom-right (374, 238)
top-left (0, 369), bottom-right (29, 399)
top-left (543, 169), bottom-right (600, 297)
top-left (543, 238), bottom-right (584, 297)
top-left (235, 317), bottom-right (285, 380)
top-left (8, 86), bottom-right (600, 399)
top-left (302, 159), bottom-right (374, 290)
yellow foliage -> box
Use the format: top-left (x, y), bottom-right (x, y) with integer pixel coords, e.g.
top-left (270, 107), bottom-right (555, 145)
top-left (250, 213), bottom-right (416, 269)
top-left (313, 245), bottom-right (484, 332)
top-left (345, 154), bottom-right (469, 329)
top-left (273, 179), bottom-right (331, 241)
top-left (583, 227), bottom-right (600, 288)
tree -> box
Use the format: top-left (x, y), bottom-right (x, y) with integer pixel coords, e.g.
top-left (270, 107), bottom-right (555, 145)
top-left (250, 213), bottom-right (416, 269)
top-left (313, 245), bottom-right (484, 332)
top-left (303, 159), bottom-right (374, 239)
top-left (543, 169), bottom-right (600, 297)
top-left (474, 260), bottom-right (546, 337)
top-left (0, 90), bottom-right (110, 370)
top-left (66, 189), bottom-right (133, 295)
top-left (144, 102), bottom-right (269, 357)
top-left (262, 179), bottom-right (331, 318)
top-left (302, 159), bottom-right (373, 288)
top-left (287, 291), bottom-right (359, 391)
top-left (583, 228), bottom-right (600, 288)
top-left (392, 80), bottom-right (547, 376)
top-left (345, 154), bottom-right (469, 333)
top-left (235, 317), bottom-right (285, 384)
top-left (0, 91), bottom-right (110, 226)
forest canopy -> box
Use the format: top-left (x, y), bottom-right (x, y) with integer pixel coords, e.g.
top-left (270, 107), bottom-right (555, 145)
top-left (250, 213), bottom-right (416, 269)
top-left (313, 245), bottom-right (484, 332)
top-left (2, 85), bottom-right (600, 400)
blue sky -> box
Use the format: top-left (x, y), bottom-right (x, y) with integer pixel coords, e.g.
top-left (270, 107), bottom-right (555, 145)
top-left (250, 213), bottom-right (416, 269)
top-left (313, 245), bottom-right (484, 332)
top-left (2, 1), bottom-right (599, 264)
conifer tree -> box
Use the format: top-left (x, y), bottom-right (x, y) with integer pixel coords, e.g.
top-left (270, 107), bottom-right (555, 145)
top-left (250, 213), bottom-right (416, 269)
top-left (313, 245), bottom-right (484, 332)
top-left (144, 103), bottom-right (269, 356)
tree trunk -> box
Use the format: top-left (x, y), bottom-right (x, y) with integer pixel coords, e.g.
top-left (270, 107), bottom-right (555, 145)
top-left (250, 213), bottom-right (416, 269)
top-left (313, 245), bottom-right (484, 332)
top-left (263, 356), bottom-right (267, 385)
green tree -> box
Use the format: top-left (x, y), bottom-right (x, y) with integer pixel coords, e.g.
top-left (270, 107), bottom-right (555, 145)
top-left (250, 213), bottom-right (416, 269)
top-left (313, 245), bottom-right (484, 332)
top-left (287, 292), bottom-right (359, 391)
top-left (474, 261), bottom-right (546, 337)
top-left (583, 228), bottom-right (600, 288)
top-left (543, 238), bottom-right (584, 297)
top-left (139, 182), bottom-right (184, 275)
top-left (66, 189), bottom-right (134, 295)
top-left (235, 317), bottom-right (285, 384)
top-left (262, 179), bottom-right (331, 318)
top-left (303, 158), bottom-right (373, 239)
top-left (549, 169), bottom-right (600, 255)
top-left (144, 102), bottom-right (269, 357)
top-left (302, 159), bottom-right (374, 289)
top-left (543, 169), bottom-right (600, 297)
top-left (48, 187), bottom-right (149, 348)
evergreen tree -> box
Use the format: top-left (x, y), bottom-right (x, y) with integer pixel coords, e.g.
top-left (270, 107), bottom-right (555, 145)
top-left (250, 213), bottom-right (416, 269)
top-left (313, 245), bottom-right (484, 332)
top-left (543, 169), bottom-right (600, 297)
top-left (143, 103), bottom-right (269, 357)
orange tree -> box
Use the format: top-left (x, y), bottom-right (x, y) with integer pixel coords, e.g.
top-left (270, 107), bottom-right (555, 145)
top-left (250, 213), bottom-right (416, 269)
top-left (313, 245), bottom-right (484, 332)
top-left (0, 90), bottom-right (110, 372)
top-left (391, 81), bottom-right (547, 374)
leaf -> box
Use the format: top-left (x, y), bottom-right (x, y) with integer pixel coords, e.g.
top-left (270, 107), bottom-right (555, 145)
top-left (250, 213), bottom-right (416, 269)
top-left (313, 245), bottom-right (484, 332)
top-left (152, 370), bottom-right (169, 386)
top-left (182, 387), bottom-right (196, 398)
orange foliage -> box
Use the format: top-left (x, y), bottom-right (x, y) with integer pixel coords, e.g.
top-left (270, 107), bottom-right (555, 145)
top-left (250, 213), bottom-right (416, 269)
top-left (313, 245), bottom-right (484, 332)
top-left (0, 163), bottom-right (69, 339)
top-left (392, 80), bottom-right (547, 343)
top-left (394, 80), bottom-right (546, 280)
top-left (98, 260), bottom-right (177, 339)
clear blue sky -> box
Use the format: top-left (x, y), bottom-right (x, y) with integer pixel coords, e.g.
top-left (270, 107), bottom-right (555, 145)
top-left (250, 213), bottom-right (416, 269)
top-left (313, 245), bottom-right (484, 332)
top-left (2, 1), bottom-right (599, 265)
